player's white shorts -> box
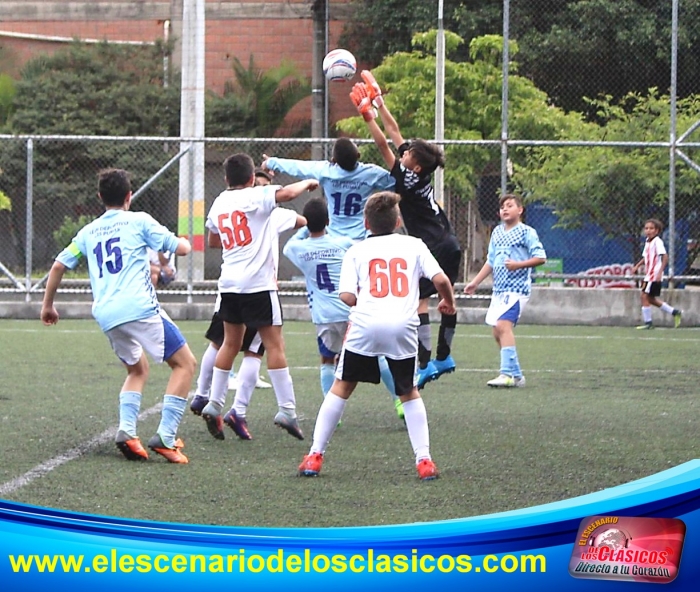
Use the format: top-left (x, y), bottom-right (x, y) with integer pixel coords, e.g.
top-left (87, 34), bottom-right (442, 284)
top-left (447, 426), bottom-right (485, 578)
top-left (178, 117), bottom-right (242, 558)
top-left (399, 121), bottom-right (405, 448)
top-left (343, 319), bottom-right (418, 360)
top-left (316, 321), bottom-right (348, 358)
top-left (105, 310), bottom-right (187, 366)
top-left (485, 292), bottom-right (530, 327)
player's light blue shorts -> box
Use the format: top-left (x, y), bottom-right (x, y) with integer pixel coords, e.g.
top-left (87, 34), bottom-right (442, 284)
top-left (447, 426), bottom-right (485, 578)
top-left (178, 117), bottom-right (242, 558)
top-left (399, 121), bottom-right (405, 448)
top-left (105, 310), bottom-right (186, 366)
top-left (316, 321), bottom-right (348, 358)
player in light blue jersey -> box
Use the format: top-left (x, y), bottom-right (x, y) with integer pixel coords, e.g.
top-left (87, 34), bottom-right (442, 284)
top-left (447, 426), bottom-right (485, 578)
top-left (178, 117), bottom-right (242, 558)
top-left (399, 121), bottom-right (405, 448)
top-left (283, 197), bottom-right (405, 421)
top-left (41, 168), bottom-right (197, 463)
top-left (464, 194), bottom-right (546, 388)
top-left (262, 138), bottom-right (395, 241)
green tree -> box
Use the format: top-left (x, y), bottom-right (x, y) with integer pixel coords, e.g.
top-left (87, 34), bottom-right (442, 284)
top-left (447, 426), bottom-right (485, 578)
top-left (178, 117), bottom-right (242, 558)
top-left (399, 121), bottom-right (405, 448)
top-left (206, 55), bottom-right (311, 137)
top-left (341, 0), bottom-right (700, 116)
top-left (515, 90), bottom-right (700, 263)
top-left (337, 31), bottom-right (585, 198)
top-left (0, 40), bottom-right (181, 269)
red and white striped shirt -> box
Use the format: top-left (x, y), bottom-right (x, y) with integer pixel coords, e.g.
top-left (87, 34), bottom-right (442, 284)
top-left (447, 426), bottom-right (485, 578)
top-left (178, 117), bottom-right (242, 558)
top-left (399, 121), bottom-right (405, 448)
top-left (643, 236), bottom-right (666, 282)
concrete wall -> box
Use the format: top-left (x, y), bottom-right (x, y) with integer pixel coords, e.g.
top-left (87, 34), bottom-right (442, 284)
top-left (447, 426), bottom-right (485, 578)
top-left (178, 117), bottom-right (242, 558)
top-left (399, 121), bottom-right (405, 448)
top-left (2, 287), bottom-right (695, 327)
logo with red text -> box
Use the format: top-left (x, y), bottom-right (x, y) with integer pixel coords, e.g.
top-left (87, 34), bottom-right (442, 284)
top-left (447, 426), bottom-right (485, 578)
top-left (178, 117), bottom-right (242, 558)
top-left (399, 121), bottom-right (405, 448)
top-left (569, 516), bottom-right (685, 583)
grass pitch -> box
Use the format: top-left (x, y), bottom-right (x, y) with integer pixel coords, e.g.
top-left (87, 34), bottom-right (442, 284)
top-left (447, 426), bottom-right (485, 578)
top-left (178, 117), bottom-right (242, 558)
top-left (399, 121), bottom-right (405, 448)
top-left (0, 319), bottom-right (697, 528)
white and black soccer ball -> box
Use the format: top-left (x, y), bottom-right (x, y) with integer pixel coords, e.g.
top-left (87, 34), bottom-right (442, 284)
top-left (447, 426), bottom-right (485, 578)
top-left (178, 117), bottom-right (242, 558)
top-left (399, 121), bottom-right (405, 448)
top-left (323, 49), bottom-right (357, 82)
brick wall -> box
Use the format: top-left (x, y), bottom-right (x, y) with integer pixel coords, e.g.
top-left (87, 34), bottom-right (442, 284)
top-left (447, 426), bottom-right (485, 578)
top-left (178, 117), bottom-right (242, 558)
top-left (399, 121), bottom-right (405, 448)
top-left (0, 0), bottom-right (358, 129)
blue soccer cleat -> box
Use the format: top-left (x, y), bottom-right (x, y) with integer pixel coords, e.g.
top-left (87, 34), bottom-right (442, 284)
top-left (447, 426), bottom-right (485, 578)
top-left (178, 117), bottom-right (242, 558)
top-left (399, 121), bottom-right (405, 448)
top-left (432, 355), bottom-right (456, 379)
top-left (416, 361), bottom-right (439, 390)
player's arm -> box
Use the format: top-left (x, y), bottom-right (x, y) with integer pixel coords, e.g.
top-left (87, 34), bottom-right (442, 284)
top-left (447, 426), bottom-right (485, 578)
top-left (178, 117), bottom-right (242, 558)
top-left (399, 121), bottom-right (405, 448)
top-left (631, 258), bottom-right (644, 274)
top-left (659, 253), bottom-right (669, 281)
top-left (261, 155), bottom-right (326, 181)
top-left (41, 260), bottom-right (68, 325)
top-left (431, 271), bottom-right (456, 316)
top-left (504, 256), bottom-right (546, 271)
top-left (174, 236), bottom-right (192, 256)
top-left (361, 70), bottom-right (406, 149)
top-left (464, 263), bottom-right (493, 295)
top-left (275, 179), bottom-right (319, 203)
top-left (339, 292), bottom-right (357, 307)
top-left (208, 230), bottom-right (222, 249)
top-left (350, 83), bottom-right (396, 169)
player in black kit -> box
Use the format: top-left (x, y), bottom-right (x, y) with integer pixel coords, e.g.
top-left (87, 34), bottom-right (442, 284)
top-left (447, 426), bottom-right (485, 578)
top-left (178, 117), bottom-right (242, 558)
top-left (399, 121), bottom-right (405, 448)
top-left (350, 71), bottom-right (462, 389)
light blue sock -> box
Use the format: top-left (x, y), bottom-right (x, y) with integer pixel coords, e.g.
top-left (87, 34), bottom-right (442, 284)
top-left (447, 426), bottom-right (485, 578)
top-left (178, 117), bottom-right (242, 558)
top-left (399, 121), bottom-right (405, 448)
top-left (378, 356), bottom-right (399, 402)
top-left (118, 391), bottom-right (142, 437)
top-left (500, 346), bottom-right (521, 377)
top-left (157, 395), bottom-right (187, 448)
top-left (320, 363), bottom-right (335, 398)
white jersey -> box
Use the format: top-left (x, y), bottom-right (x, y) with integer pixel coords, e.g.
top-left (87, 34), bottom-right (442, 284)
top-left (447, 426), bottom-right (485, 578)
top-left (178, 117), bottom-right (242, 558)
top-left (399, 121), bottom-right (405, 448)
top-left (339, 233), bottom-right (443, 358)
top-left (206, 184), bottom-right (287, 293)
top-left (212, 206), bottom-right (298, 312)
top-left (642, 236), bottom-right (666, 282)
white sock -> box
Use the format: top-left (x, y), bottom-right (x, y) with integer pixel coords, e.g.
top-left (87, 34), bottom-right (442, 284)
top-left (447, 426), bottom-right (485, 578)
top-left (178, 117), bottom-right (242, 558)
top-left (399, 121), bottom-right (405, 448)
top-left (402, 398), bottom-right (431, 462)
top-left (232, 356), bottom-right (262, 417)
top-left (642, 306), bottom-right (653, 323)
top-left (210, 367), bottom-right (230, 407)
top-left (195, 343), bottom-right (218, 397)
top-left (310, 392), bottom-right (347, 455)
top-left (268, 367), bottom-right (296, 415)
top-left (660, 302), bottom-right (674, 314)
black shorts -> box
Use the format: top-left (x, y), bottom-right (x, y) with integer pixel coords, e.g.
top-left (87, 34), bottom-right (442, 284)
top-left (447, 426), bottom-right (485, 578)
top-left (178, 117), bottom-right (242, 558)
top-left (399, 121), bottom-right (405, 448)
top-left (336, 350), bottom-right (416, 396)
top-left (218, 291), bottom-right (283, 327)
top-left (419, 233), bottom-right (462, 299)
top-left (641, 281), bottom-right (662, 298)
top-left (204, 313), bottom-right (265, 355)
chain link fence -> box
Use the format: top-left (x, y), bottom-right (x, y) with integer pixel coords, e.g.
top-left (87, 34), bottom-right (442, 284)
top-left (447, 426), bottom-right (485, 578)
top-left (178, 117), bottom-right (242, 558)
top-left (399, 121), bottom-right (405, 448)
top-left (1, 1), bottom-right (700, 298)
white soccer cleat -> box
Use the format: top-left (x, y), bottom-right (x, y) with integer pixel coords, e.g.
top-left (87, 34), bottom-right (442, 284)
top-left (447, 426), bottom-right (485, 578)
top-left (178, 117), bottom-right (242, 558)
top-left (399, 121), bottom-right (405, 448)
top-left (229, 375), bottom-right (271, 390)
top-left (487, 374), bottom-right (516, 388)
top-left (256, 376), bottom-right (272, 389)
top-left (514, 375), bottom-right (526, 388)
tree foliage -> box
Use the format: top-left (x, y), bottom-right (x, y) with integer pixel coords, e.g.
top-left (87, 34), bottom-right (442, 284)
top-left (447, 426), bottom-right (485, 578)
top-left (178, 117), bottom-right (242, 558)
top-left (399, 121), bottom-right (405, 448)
top-left (515, 90), bottom-right (700, 261)
top-left (206, 55), bottom-right (311, 137)
top-left (341, 0), bottom-right (700, 115)
top-left (337, 32), bottom-right (584, 198)
top-left (0, 40), bottom-right (181, 267)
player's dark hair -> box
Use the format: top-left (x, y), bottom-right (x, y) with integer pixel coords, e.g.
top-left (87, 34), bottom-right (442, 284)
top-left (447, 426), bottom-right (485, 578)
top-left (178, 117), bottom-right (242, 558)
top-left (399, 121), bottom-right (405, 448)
top-left (364, 191), bottom-right (401, 235)
top-left (332, 138), bottom-right (360, 171)
top-left (409, 139), bottom-right (445, 175)
top-left (499, 193), bottom-right (523, 208)
top-left (97, 168), bottom-right (131, 207)
top-left (302, 197), bottom-right (329, 233)
top-left (224, 153), bottom-right (255, 187)
top-left (645, 218), bottom-right (664, 233)
top-left (254, 168), bottom-right (272, 185)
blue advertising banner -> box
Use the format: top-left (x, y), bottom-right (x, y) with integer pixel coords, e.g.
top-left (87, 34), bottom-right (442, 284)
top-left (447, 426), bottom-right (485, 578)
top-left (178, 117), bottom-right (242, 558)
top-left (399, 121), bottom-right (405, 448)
top-left (2, 460), bottom-right (700, 591)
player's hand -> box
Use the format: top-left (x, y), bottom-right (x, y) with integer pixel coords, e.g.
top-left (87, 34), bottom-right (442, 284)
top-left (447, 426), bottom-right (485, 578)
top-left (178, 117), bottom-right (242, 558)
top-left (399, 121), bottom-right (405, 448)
top-left (361, 70), bottom-right (384, 108)
top-left (437, 299), bottom-right (456, 316)
top-left (260, 154), bottom-right (272, 172)
top-left (504, 259), bottom-right (520, 271)
top-left (305, 180), bottom-right (319, 192)
top-left (464, 282), bottom-right (477, 295)
top-left (349, 83), bottom-right (376, 122)
top-left (41, 306), bottom-right (59, 325)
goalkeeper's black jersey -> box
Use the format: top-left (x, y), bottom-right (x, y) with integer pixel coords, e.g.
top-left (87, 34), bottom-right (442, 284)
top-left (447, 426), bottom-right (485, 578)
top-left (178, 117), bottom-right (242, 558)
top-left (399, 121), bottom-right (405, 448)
top-left (390, 159), bottom-right (453, 251)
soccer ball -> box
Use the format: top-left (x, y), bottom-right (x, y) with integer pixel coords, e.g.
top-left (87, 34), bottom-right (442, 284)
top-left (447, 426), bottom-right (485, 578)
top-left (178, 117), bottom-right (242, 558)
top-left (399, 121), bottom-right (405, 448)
top-left (323, 49), bottom-right (357, 82)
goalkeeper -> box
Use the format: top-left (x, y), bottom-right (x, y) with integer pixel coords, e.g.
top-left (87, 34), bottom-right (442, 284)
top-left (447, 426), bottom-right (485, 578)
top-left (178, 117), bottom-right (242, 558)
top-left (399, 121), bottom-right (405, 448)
top-left (349, 72), bottom-right (462, 390)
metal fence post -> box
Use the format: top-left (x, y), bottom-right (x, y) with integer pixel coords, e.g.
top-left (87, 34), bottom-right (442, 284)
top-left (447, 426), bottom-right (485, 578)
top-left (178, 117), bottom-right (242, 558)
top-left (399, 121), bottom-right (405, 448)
top-left (25, 138), bottom-right (33, 302)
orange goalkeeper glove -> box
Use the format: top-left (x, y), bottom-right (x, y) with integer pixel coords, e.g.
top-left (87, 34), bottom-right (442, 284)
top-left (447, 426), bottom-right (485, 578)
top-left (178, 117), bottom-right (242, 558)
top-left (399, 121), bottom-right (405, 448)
top-left (349, 83), bottom-right (376, 122)
top-left (361, 70), bottom-right (384, 108)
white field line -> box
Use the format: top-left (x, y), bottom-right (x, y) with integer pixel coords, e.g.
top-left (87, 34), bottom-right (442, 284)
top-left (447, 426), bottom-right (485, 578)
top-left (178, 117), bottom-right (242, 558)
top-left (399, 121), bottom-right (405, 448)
top-left (0, 403), bottom-right (162, 496)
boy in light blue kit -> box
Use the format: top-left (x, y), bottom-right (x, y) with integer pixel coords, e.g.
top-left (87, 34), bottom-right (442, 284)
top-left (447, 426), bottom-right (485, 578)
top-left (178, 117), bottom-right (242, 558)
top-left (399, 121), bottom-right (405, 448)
top-left (283, 197), bottom-right (405, 421)
top-left (464, 194), bottom-right (546, 388)
top-left (41, 168), bottom-right (197, 463)
top-left (264, 139), bottom-right (402, 418)
top-left (262, 138), bottom-right (395, 240)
